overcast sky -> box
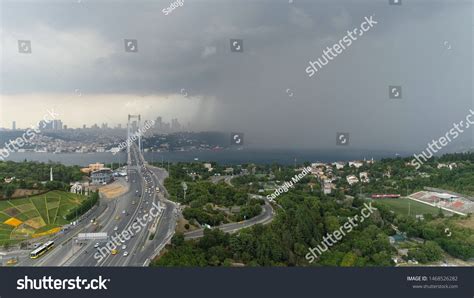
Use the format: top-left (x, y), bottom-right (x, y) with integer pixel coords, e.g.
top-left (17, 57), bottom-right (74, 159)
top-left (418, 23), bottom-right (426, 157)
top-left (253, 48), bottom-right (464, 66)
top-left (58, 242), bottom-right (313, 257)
top-left (0, 0), bottom-right (472, 151)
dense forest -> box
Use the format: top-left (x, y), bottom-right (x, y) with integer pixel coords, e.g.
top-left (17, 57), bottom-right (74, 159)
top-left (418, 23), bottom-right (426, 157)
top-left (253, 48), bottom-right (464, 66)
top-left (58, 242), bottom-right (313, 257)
top-left (153, 190), bottom-right (396, 267)
top-left (164, 163), bottom-right (262, 226)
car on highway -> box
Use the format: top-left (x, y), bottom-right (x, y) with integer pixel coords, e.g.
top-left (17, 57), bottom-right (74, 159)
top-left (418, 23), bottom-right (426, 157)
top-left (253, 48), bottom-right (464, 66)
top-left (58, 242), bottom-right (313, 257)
top-left (94, 243), bottom-right (99, 248)
top-left (122, 210), bottom-right (126, 214)
top-left (114, 226), bottom-right (118, 231)
top-left (123, 251), bottom-right (129, 257)
top-left (6, 258), bottom-right (18, 265)
top-left (111, 249), bottom-right (118, 255)
top-left (122, 245), bottom-right (126, 250)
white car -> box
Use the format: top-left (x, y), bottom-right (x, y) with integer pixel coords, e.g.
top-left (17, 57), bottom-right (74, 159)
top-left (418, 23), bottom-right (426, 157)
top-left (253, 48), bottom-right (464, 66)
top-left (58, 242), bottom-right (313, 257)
top-left (94, 243), bottom-right (99, 248)
top-left (122, 245), bottom-right (127, 250)
top-left (123, 251), bottom-right (129, 257)
top-left (114, 226), bottom-right (118, 231)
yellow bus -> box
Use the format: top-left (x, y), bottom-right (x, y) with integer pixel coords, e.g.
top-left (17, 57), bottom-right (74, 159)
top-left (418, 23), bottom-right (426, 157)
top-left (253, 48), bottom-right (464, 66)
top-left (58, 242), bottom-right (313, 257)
top-left (30, 241), bottom-right (55, 259)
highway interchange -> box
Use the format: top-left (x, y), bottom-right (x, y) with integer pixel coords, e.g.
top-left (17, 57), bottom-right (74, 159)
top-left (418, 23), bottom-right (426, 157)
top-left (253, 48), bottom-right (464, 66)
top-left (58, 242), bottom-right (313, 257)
top-left (12, 145), bottom-right (274, 267)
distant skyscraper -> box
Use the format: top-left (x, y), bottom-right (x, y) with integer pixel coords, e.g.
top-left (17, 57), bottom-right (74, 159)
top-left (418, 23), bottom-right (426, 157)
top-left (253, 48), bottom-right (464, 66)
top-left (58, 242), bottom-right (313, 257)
top-left (83, 124), bottom-right (87, 129)
top-left (51, 119), bottom-right (62, 130)
top-left (171, 118), bottom-right (181, 132)
top-left (155, 117), bottom-right (163, 131)
top-left (12, 121), bottom-right (16, 130)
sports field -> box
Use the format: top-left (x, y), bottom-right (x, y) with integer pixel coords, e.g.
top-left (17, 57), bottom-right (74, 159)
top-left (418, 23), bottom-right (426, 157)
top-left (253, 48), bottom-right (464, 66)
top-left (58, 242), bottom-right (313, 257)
top-left (373, 198), bottom-right (452, 218)
top-left (0, 191), bottom-right (87, 245)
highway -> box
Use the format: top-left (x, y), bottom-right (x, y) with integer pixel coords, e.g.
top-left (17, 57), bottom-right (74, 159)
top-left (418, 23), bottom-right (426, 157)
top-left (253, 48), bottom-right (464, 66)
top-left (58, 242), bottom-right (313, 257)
top-left (17, 144), bottom-right (177, 267)
top-left (67, 145), bottom-right (178, 267)
top-left (14, 144), bottom-right (273, 266)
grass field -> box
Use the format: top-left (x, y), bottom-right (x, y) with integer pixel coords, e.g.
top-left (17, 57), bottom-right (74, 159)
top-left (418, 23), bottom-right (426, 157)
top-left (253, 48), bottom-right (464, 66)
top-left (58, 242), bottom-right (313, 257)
top-left (373, 198), bottom-right (452, 218)
top-left (0, 191), bottom-right (87, 245)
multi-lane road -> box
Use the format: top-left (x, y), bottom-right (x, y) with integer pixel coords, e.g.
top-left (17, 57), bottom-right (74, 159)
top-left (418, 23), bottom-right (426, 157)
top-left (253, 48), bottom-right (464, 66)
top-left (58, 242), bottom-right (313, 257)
top-left (16, 144), bottom-right (177, 267)
top-left (13, 144), bottom-right (274, 266)
top-left (68, 145), bottom-right (178, 267)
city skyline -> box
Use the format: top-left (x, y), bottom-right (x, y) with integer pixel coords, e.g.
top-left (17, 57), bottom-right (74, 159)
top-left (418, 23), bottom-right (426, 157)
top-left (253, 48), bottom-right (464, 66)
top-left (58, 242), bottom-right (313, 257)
top-left (0, 115), bottom-right (188, 132)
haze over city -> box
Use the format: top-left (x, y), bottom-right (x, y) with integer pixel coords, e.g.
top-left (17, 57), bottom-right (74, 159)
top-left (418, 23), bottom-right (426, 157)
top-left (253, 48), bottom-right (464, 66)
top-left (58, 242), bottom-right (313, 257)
top-left (1, 0), bottom-right (472, 151)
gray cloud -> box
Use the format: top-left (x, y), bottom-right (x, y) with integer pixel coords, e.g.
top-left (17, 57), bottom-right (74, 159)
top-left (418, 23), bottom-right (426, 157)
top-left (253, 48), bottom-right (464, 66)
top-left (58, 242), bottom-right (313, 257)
top-left (0, 0), bottom-right (472, 151)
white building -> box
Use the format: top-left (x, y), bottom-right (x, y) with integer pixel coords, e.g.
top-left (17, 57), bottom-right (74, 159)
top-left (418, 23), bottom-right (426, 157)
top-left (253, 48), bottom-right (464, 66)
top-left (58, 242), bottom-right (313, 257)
top-left (203, 163), bottom-right (213, 172)
top-left (91, 168), bottom-right (113, 184)
top-left (70, 182), bottom-right (83, 194)
top-left (349, 161), bottom-right (363, 168)
top-left (359, 172), bottom-right (370, 183)
top-left (323, 180), bottom-right (334, 194)
top-left (346, 175), bottom-right (359, 185)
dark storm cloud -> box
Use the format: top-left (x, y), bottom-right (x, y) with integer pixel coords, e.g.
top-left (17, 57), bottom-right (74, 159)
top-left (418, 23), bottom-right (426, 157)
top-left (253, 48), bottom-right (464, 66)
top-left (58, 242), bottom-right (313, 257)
top-left (0, 0), bottom-right (472, 150)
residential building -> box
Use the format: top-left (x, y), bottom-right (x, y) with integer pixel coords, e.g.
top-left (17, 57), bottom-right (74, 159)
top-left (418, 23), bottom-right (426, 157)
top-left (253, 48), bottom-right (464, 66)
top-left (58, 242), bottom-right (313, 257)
top-left (346, 175), bottom-right (359, 185)
top-left (91, 168), bottom-right (113, 184)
